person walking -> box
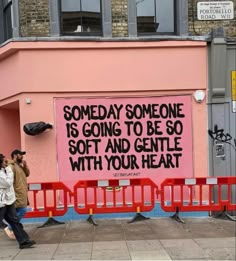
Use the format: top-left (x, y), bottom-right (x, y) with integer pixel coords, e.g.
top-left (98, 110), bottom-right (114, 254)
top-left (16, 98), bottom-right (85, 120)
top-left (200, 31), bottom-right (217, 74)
top-left (4, 149), bottom-right (30, 239)
top-left (0, 153), bottom-right (36, 249)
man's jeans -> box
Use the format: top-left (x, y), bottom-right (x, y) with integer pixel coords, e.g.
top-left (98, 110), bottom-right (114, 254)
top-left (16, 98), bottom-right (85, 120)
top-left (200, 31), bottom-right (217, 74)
top-left (0, 204), bottom-right (29, 244)
top-left (8, 207), bottom-right (27, 231)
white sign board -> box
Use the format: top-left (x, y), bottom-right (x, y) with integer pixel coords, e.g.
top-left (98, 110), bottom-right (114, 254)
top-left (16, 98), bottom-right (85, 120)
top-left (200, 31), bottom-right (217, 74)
top-left (233, 101), bottom-right (236, 113)
top-left (197, 1), bottom-right (234, 20)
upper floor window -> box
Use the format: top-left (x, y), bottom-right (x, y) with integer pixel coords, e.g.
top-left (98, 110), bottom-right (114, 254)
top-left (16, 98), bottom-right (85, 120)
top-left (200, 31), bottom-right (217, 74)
top-left (60, 0), bottom-right (102, 36)
top-left (136, 0), bottom-right (175, 35)
top-left (1, 0), bottom-right (12, 41)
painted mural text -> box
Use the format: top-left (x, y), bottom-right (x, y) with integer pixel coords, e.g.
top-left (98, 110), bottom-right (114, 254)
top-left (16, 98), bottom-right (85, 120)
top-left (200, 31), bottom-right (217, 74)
top-left (63, 103), bottom-right (185, 172)
top-left (63, 103), bottom-right (185, 121)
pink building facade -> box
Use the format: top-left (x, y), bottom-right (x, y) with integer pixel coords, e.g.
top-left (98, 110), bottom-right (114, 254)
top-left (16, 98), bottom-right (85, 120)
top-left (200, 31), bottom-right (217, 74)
top-left (0, 40), bottom-right (208, 208)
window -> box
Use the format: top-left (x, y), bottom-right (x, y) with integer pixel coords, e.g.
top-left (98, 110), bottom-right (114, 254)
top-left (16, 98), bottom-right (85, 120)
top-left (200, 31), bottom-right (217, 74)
top-left (136, 0), bottom-right (175, 34)
top-left (60, 0), bottom-right (102, 36)
top-left (3, 1), bottom-right (12, 40)
top-left (0, 0), bottom-right (13, 42)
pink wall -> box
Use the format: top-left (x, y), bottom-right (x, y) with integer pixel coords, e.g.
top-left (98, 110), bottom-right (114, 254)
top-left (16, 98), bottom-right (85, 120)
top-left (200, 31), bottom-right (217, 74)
top-left (0, 41), bottom-right (207, 99)
top-left (0, 41), bottom-right (208, 190)
top-left (0, 108), bottom-right (21, 158)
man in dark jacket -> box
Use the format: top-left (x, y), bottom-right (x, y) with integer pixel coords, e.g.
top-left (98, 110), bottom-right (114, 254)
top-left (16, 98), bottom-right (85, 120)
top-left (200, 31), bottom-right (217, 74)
top-left (4, 149), bottom-right (30, 239)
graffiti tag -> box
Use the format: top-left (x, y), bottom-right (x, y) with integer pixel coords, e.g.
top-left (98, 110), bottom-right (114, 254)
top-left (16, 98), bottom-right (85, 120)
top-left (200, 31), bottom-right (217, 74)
top-left (208, 124), bottom-right (236, 151)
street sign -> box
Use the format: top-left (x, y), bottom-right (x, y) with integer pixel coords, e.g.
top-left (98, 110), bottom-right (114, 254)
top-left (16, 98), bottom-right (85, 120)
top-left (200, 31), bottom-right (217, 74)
top-left (197, 1), bottom-right (234, 20)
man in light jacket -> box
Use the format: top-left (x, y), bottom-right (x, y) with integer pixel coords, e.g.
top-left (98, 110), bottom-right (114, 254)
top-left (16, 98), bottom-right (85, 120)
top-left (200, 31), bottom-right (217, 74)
top-left (0, 153), bottom-right (36, 249)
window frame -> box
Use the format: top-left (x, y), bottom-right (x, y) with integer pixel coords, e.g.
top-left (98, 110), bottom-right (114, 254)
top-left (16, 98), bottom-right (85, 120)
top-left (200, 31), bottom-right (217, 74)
top-left (136, 0), bottom-right (176, 35)
top-left (0, 0), bottom-right (19, 44)
top-left (59, 0), bottom-right (103, 37)
top-left (50, 0), bottom-right (112, 37)
top-left (60, 0), bottom-right (103, 36)
top-left (3, 0), bottom-right (13, 40)
top-left (128, 0), bottom-right (188, 37)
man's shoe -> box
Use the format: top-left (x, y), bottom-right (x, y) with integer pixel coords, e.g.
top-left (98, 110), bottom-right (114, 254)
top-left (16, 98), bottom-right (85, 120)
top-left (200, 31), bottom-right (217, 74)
top-left (19, 240), bottom-right (36, 249)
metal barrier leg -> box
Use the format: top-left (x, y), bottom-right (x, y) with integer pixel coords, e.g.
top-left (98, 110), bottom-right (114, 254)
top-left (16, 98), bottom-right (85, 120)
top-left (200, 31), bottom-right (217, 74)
top-left (37, 211), bottom-right (65, 228)
top-left (213, 207), bottom-right (236, 222)
top-left (128, 212), bottom-right (150, 223)
top-left (37, 217), bottom-right (65, 228)
top-left (128, 207), bottom-right (150, 223)
top-left (87, 215), bottom-right (98, 226)
top-left (170, 208), bottom-right (185, 223)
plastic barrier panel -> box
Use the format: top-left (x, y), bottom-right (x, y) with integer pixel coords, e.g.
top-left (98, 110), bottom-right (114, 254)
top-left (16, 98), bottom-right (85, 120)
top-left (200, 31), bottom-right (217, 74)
top-left (73, 178), bottom-right (159, 215)
top-left (161, 177), bottom-right (236, 212)
top-left (25, 182), bottom-right (72, 219)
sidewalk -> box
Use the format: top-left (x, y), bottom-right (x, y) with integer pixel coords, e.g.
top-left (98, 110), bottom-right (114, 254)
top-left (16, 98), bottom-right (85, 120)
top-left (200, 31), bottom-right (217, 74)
top-left (0, 217), bottom-right (235, 260)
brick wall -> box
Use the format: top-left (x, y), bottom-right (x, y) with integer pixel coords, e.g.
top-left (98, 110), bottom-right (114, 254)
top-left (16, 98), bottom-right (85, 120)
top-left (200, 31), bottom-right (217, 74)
top-left (111, 0), bottom-right (128, 37)
top-left (17, 0), bottom-right (236, 38)
top-left (19, 0), bottom-right (49, 37)
top-left (188, 0), bottom-right (236, 37)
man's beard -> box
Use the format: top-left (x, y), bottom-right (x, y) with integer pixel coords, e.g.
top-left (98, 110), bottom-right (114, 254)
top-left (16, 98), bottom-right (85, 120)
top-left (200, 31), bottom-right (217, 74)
top-left (17, 158), bottom-right (22, 164)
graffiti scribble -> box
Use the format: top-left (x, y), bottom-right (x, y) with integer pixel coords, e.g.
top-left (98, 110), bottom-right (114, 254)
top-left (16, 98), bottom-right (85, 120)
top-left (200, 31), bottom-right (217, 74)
top-left (208, 124), bottom-right (236, 151)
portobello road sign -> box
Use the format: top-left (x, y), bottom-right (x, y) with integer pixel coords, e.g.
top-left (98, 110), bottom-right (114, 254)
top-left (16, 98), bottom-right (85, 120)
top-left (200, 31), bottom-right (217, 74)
top-left (197, 1), bottom-right (234, 20)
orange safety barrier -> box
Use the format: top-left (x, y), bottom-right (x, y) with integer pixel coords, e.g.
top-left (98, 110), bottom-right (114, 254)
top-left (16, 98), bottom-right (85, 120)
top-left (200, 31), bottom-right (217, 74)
top-left (73, 178), bottom-right (159, 224)
top-left (160, 177), bottom-right (236, 223)
top-left (25, 182), bottom-right (73, 227)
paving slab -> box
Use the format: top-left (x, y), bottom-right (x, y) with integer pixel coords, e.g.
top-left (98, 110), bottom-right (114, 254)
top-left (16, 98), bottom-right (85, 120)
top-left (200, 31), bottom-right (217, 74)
top-left (129, 249), bottom-right (171, 260)
top-left (13, 244), bottom-right (57, 260)
top-left (61, 227), bottom-right (95, 243)
top-left (92, 241), bottom-right (127, 250)
top-left (126, 240), bottom-right (163, 251)
top-left (125, 231), bottom-right (160, 240)
top-left (91, 249), bottom-right (131, 260)
top-left (0, 217), bottom-right (235, 260)
top-left (93, 232), bottom-right (125, 241)
top-left (52, 242), bottom-right (93, 260)
top-left (91, 242), bottom-right (130, 260)
top-left (0, 245), bottom-right (20, 260)
top-left (163, 245), bottom-right (210, 260)
top-left (204, 247), bottom-right (236, 260)
top-left (150, 227), bottom-right (193, 239)
top-left (32, 224), bottom-right (66, 244)
top-left (52, 252), bottom-right (92, 260)
top-left (194, 237), bottom-right (236, 248)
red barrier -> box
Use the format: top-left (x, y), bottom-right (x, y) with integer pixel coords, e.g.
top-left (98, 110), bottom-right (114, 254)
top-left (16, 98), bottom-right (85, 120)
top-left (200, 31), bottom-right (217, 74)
top-left (21, 176), bottom-right (235, 226)
top-left (160, 177), bottom-right (236, 222)
top-left (73, 178), bottom-right (159, 224)
top-left (25, 182), bottom-right (72, 227)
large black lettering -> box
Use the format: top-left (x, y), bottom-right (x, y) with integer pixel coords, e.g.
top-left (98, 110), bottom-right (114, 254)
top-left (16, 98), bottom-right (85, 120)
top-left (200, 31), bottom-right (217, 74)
top-left (69, 156), bottom-right (103, 171)
top-left (125, 103), bottom-right (186, 120)
top-left (68, 139), bottom-right (101, 155)
top-left (105, 138), bottom-right (130, 153)
top-left (124, 121), bottom-right (143, 136)
top-left (166, 120), bottom-right (183, 135)
top-left (105, 155), bottom-right (139, 170)
top-left (134, 137), bottom-right (181, 153)
top-left (146, 121), bottom-right (163, 135)
top-left (141, 153), bottom-right (182, 169)
top-left (63, 105), bottom-right (72, 121)
top-left (66, 123), bottom-right (79, 138)
top-left (82, 122), bottom-right (121, 137)
top-left (176, 103), bottom-right (185, 118)
top-left (125, 104), bottom-right (133, 119)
